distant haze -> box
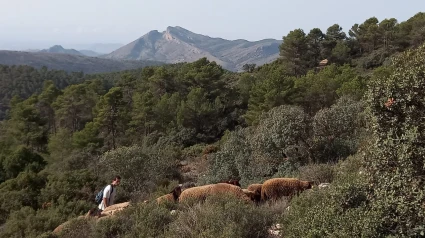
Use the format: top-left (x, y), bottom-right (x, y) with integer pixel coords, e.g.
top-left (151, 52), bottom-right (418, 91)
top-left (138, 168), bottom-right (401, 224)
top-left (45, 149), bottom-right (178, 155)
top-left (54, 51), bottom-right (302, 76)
top-left (0, 0), bottom-right (424, 51)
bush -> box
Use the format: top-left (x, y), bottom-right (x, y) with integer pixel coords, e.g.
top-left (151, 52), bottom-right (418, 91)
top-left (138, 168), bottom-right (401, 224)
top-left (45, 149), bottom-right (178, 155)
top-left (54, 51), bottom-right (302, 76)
top-left (0, 171), bottom-right (47, 224)
top-left (56, 217), bottom-right (95, 238)
top-left (165, 195), bottom-right (274, 238)
top-left (281, 155), bottom-right (374, 237)
top-left (295, 163), bottom-right (335, 184)
top-left (0, 206), bottom-right (73, 238)
top-left (58, 202), bottom-right (174, 238)
top-left (204, 105), bottom-right (311, 185)
top-left (181, 143), bottom-right (205, 160)
top-left (1, 146), bottom-right (46, 180)
top-left (40, 169), bottom-right (100, 205)
top-left (363, 43), bottom-right (425, 236)
top-left (120, 202), bottom-right (174, 238)
top-left (311, 96), bottom-right (365, 163)
top-left (97, 144), bottom-right (181, 202)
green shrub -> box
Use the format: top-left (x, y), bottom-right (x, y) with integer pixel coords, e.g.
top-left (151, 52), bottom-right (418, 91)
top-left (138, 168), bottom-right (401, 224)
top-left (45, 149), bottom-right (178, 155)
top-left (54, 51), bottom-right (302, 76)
top-left (364, 43), bottom-right (425, 236)
top-left (0, 206), bottom-right (69, 238)
top-left (74, 202), bottom-right (174, 238)
top-left (122, 202), bottom-right (174, 238)
top-left (165, 195), bottom-right (274, 238)
top-left (1, 146), bottom-right (46, 180)
top-left (295, 163), bottom-right (335, 184)
top-left (0, 171), bottom-right (47, 224)
top-left (181, 143), bottom-right (205, 159)
top-left (204, 105), bottom-right (311, 185)
top-left (56, 218), bottom-right (95, 238)
top-left (311, 96), bottom-right (365, 163)
top-left (90, 202), bottom-right (172, 238)
top-left (281, 155), bottom-right (373, 237)
top-left (205, 100), bottom-right (365, 186)
top-left (40, 169), bottom-right (100, 205)
top-left (97, 144), bottom-right (181, 202)
top-left (0, 197), bottom-right (93, 238)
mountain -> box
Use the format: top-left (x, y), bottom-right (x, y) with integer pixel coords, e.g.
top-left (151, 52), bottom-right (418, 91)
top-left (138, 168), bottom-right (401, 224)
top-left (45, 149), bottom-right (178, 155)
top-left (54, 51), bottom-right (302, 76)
top-left (24, 46), bottom-right (101, 57)
top-left (23, 49), bottom-right (41, 53)
top-left (39, 45), bottom-right (83, 56)
top-left (79, 50), bottom-right (101, 57)
top-left (104, 26), bottom-right (281, 71)
top-left (0, 50), bottom-right (163, 74)
top-left (68, 43), bottom-right (124, 54)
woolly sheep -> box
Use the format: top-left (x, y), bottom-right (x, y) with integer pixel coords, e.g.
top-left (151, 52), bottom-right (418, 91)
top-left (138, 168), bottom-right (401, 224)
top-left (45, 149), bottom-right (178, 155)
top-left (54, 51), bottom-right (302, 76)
top-left (242, 189), bottom-right (257, 202)
top-left (261, 178), bottom-right (313, 202)
top-left (156, 186), bottom-right (182, 205)
top-left (179, 183), bottom-right (252, 204)
top-left (219, 179), bottom-right (241, 187)
top-left (247, 183), bottom-right (263, 203)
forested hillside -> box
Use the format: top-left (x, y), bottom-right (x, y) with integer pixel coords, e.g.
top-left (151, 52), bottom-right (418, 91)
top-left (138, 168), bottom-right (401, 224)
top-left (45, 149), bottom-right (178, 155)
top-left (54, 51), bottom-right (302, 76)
top-left (0, 12), bottom-right (424, 238)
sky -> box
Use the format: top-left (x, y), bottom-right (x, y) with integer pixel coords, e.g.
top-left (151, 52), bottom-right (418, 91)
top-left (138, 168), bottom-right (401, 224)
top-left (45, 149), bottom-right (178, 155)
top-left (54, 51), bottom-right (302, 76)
top-left (0, 0), bottom-right (424, 50)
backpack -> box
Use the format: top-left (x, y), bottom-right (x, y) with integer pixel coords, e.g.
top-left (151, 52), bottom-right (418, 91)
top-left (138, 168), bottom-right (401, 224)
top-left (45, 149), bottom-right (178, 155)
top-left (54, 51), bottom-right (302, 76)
top-left (95, 185), bottom-right (114, 204)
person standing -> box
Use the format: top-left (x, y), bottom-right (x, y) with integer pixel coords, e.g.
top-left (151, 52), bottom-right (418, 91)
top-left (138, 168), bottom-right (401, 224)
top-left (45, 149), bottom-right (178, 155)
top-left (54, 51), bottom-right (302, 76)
top-left (96, 175), bottom-right (121, 216)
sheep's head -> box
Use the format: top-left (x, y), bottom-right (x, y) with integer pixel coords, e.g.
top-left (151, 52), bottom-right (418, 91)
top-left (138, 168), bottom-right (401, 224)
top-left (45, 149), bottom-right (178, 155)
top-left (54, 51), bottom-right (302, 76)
top-left (171, 186), bottom-right (182, 200)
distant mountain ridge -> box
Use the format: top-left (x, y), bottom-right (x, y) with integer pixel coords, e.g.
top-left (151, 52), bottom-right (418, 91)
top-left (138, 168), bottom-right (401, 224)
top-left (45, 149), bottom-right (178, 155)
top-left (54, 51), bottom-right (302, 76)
top-left (78, 50), bottom-right (101, 57)
top-left (104, 26), bottom-right (282, 71)
top-left (36, 45), bottom-right (103, 57)
top-left (0, 50), bottom-right (163, 74)
top-left (39, 45), bottom-right (84, 56)
top-left (69, 43), bottom-right (124, 54)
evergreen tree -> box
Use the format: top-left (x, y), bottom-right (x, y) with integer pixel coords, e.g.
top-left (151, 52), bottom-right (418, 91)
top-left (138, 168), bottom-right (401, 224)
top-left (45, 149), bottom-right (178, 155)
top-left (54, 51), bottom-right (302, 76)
top-left (279, 29), bottom-right (309, 76)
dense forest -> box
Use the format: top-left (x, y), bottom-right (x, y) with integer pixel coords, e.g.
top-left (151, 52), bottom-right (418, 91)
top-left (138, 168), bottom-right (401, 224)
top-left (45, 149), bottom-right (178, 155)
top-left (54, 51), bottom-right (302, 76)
top-left (0, 12), bottom-right (425, 237)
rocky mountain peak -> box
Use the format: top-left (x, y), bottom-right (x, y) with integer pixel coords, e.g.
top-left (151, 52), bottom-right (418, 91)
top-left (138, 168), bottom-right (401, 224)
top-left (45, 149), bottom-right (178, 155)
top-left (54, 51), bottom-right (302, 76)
top-left (104, 26), bottom-right (282, 71)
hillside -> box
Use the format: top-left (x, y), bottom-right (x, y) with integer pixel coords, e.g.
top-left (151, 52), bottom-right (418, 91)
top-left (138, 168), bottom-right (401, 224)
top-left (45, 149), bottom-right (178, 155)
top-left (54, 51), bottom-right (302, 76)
top-left (39, 45), bottom-right (84, 56)
top-left (0, 50), bottom-right (163, 74)
top-left (1, 11), bottom-right (425, 238)
top-left (104, 26), bottom-right (281, 71)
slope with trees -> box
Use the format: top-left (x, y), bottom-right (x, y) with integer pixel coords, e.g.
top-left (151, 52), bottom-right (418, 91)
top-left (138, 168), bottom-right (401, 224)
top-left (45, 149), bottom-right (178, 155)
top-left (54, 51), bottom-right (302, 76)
top-left (0, 12), bottom-right (424, 238)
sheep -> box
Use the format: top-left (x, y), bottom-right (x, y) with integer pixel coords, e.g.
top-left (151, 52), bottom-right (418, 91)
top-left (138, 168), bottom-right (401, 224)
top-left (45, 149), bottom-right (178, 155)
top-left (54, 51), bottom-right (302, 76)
top-left (181, 181), bottom-right (196, 190)
top-left (178, 184), bottom-right (211, 203)
top-left (179, 183), bottom-right (252, 204)
top-left (247, 183), bottom-right (263, 203)
top-left (242, 189), bottom-right (257, 202)
top-left (101, 202), bottom-right (130, 217)
top-left (156, 186), bottom-right (182, 205)
top-left (261, 178), bottom-right (313, 202)
top-left (219, 179), bottom-right (241, 187)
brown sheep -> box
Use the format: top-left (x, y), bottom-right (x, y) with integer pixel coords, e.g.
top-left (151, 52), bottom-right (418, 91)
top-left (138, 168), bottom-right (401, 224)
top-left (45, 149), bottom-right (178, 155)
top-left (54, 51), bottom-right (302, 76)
top-left (156, 186), bottom-right (182, 205)
top-left (261, 178), bottom-right (313, 202)
top-left (219, 179), bottom-right (241, 187)
top-left (101, 202), bottom-right (130, 217)
top-left (181, 182), bottom-right (196, 190)
top-left (247, 183), bottom-right (263, 203)
top-left (242, 189), bottom-right (257, 202)
top-left (179, 183), bottom-right (252, 204)
top-left (178, 184), bottom-right (211, 203)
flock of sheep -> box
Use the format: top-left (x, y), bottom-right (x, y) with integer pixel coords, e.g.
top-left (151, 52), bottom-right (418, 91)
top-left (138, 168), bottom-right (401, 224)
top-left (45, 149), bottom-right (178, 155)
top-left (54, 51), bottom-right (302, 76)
top-left (52, 177), bottom-right (316, 234)
top-left (155, 177), bottom-right (315, 205)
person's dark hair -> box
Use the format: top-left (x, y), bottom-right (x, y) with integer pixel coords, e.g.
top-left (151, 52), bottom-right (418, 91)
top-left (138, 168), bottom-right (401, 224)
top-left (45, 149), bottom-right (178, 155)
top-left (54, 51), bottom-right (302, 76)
top-left (113, 175), bottom-right (121, 181)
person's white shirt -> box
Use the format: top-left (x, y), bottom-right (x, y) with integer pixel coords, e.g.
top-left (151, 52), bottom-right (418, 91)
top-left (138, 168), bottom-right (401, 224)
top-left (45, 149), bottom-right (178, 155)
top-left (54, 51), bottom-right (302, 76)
top-left (98, 184), bottom-right (115, 210)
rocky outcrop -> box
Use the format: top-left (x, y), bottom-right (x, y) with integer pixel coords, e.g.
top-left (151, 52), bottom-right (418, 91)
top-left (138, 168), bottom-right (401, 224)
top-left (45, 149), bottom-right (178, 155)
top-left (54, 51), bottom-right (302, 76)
top-left (52, 202), bottom-right (131, 234)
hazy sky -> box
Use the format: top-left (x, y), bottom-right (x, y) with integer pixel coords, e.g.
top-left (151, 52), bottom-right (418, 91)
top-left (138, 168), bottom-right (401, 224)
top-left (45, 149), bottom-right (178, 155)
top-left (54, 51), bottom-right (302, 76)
top-left (0, 0), bottom-right (424, 50)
